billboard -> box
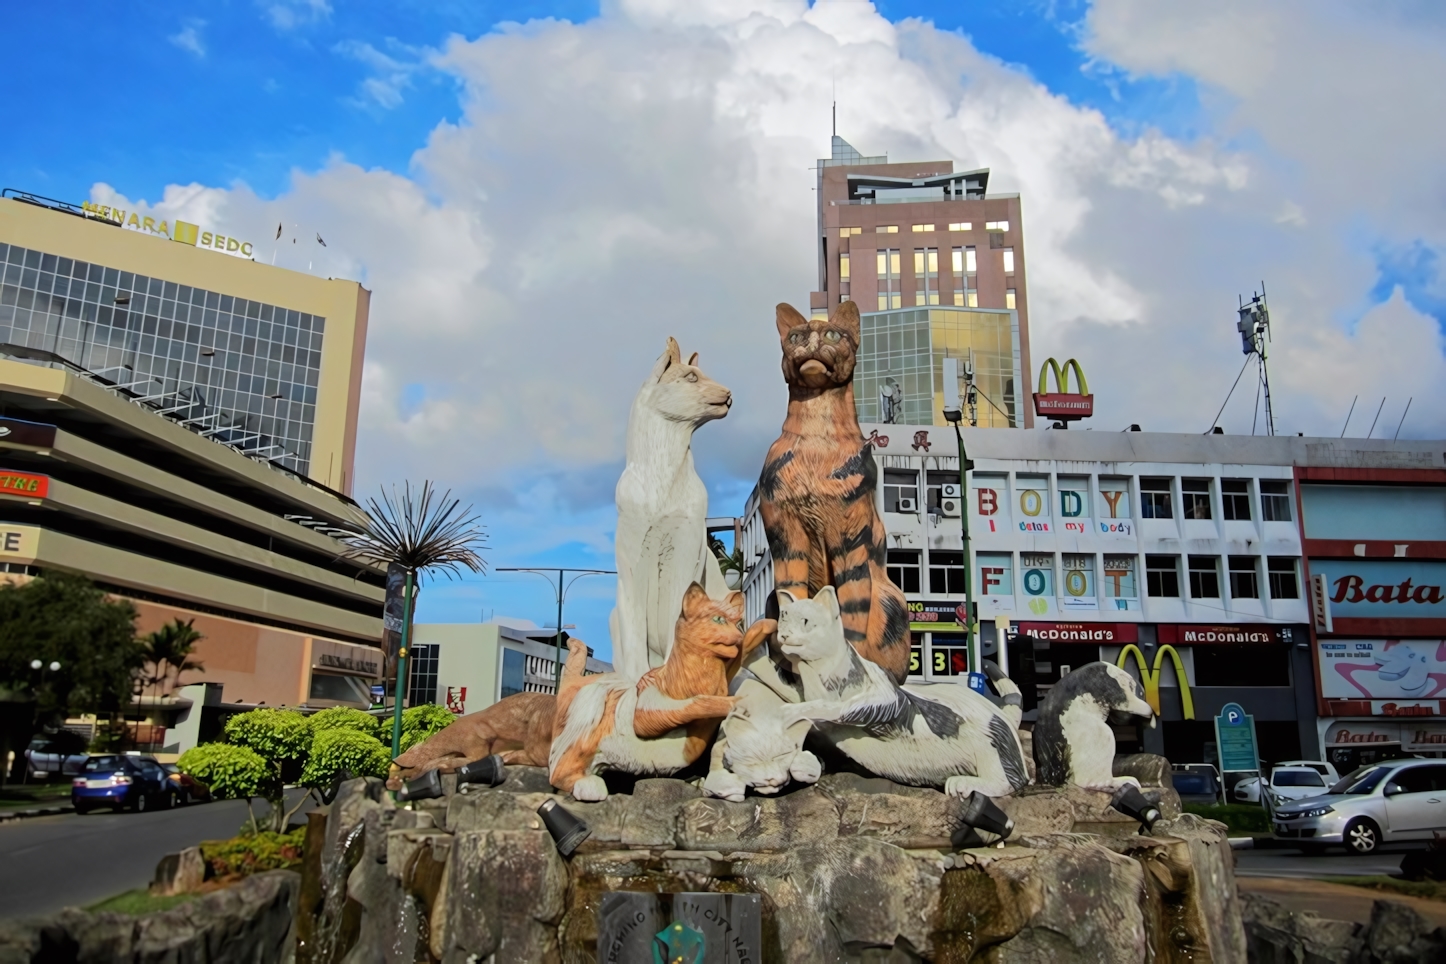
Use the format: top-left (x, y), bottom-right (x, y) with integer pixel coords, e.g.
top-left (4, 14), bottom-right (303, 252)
top-left (1308, 560), bottom-right (1446, 619)
top-left (1317, 639), bottom-right (1446, 701)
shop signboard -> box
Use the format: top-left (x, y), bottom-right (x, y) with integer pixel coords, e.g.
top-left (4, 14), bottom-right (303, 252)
top-left (1016, 622), bottom-right (1139, 644)
top-left (1317, 640), bottom-right (1446, 702)
top-left (1214, 702), bottom-right (1260, 773)
top-left (1308, 560), bottom-right (1446, 619)
top-left (1157, 625), bottom-right (1292, 645)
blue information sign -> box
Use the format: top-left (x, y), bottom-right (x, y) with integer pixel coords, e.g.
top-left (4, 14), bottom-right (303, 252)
top-left (1214, 702), bottom-right (1259, 772)
top-left (967, 672), bottom-right (989, 695)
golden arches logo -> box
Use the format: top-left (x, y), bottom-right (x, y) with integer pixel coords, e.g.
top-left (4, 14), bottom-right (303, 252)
top-left (1039, 357), bottom-right (1089, 395)
top-left (1116, 644), bottom-right (1195, 720)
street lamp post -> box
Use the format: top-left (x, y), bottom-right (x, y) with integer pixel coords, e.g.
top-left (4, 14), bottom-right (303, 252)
top-left (941, 357), bottom-right (979, 675)
top-left (496, 568), bottom-right (615, 689)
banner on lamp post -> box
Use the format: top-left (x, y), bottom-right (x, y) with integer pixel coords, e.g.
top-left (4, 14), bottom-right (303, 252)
top-left (382, 562), bottom-right (409, 686)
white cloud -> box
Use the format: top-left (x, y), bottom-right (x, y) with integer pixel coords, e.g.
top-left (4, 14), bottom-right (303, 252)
top-left (168, 21), bottom-right (206, 58)
top-left (262, 0), bottom-right (332, 31)
top-left (332, 38), bottom-right (435, 110)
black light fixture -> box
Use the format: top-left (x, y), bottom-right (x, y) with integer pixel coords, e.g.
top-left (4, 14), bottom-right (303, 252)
top-left (1110, 784), bottom-right (1162, 834)
top-left (456, 755), bottom-right (506, 788)
top-left (537, 798), bottom-right (590, 856)
top-left (960, 791), bottom-right (1014, 839)
top-left (397, 768), bottom-right (444, 802)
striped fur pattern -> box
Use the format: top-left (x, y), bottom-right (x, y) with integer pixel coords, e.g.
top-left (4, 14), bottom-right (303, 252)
top-left (771, 587), bottom-right (1030, 798)
top-left (549, 585), bottom-right (764, 800)
top-left (760, 301), bottom-right (910, 683)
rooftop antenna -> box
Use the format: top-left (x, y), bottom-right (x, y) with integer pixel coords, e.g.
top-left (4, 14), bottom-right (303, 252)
top-left (1236, 283), bottom-right (1276, 436)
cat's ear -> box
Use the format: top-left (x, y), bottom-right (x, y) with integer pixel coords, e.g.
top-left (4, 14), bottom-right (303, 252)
top-left (785, 717), bottom-right (812, 743)
top-left (723, 590), bottom-right (745, 614)
top-left (775, 588), bottom-right (799, 609)
top-left (776, 303), bottom-right (808, 339)
top-left (651, 337), bottom-right (682, 381)
top-left (829, 300), bottom-right (861, 345)
top-left (813, 585), bottom-right (840, 618)
top-left (681, 581), bottom-right (710, 618)
top-left (687, 351), bottom-right (699, 366)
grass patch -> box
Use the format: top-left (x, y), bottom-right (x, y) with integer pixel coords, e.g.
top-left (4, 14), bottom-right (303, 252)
top-left (1322, 876), bottom-right (1446, 903)
top-left (87, 889), bottom-right (199, 916)
top-left (1183, 803), bottom-right (1271, 834)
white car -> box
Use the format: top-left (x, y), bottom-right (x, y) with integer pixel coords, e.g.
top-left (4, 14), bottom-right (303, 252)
top-left (1234, 761), bottom-right (1340, 804)
top-left (1263, 767), bottom-right (1334, 809)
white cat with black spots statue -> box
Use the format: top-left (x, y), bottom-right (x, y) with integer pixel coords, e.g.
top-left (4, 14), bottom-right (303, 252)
top-left (1032, 661), bottom-right (1156, 791)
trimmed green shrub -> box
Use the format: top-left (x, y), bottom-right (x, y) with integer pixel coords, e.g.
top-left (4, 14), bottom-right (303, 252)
top-left (308, 706), bottom-right (380, 739)
top-left (399, 703), bottom-right (457, 753)
top-left (224, 708), bottom-right (313, 762)
top-left (301, 728), bottom-right (391, 788)
top-left (1183, 803), bottom-right (1272, 834)
top-left (177, 743), bottom-right (274, 802)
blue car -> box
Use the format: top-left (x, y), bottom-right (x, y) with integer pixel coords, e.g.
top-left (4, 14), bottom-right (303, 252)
top-left (71, 755), bottom-right (175, 814)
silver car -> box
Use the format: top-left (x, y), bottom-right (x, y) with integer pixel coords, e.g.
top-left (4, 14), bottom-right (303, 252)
top-left (1271, 758), bottom-right (1446, 854)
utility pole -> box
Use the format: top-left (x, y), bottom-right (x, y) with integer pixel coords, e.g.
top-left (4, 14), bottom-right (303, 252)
top-left (941, 357), bottom-right (978, 674)
top-left (497, 568), bottom-right (615, 689)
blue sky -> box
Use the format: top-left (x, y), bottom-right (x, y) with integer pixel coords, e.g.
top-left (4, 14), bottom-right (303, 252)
top-left (8, 2), bottom-right (1445, 659)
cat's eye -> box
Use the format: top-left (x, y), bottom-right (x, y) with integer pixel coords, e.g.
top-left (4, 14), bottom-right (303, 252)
top-left (685, 372), bottom-right (698, 382)
top-left (789, 332), bottom-right (806, 344)
top-left (712, 615), bottom-right (725, 624)
top-left (824, 330), bottom-right (842, 343)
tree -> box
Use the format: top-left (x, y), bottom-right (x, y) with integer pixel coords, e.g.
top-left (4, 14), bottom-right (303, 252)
top-left (138, 619), bottom-right (205, 699)
top-left (176, 743), bottom-right (273, 833)
top-left (300, 729), bottom-right (390, 789)
top-left (308, 706), bottom-right (380, 739)
top-left (0, 572), bottom-right (143, 776)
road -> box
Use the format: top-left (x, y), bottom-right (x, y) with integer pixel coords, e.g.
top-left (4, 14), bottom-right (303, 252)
top-left (0, 789), bottom-right (313, 920)
top-left (1234, 841), bottom-right (1420, 879)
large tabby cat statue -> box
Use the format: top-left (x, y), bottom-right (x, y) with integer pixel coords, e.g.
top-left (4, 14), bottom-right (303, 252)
top-left (760, 301), bottom-right (910, 681)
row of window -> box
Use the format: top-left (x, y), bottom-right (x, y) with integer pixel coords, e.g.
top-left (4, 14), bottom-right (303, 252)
top-left (844, 221), bottom-right (1009, 238)
top-left (1139, 477), bottom-right (1292, 522)
top-left (884, 549), bottom-right (1301, 601)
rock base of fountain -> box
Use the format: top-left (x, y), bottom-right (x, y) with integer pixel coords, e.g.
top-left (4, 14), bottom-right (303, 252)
top-left (299, 754), bottom-right (1248, 963)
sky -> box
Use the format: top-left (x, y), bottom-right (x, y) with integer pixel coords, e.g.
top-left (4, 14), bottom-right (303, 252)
top-left (8, 1), bottom-right (1446, 661)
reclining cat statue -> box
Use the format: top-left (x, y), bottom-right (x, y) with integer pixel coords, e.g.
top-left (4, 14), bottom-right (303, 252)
top-left (386, 691), bottom-right (556, 788)
top-left (550, 584), bottom-right (769, 800)
top-left (1032, 661), bottom-right (1156, 790)
top-left (723, 587), bottom-right (1030, 799)
top-left (610, 338), bottom-right (734, 681)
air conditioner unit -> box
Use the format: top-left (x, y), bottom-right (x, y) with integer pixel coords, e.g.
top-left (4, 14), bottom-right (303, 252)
top-left (940, 497), bottom-right (962, 518)
top-left (941, 483), bottom-right (962, 499)
top-left (896, 497), bottom-right (918, 513)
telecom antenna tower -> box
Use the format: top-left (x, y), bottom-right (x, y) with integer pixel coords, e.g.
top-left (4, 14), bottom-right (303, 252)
top-left (1237, 285), bottom-right (1275, 436)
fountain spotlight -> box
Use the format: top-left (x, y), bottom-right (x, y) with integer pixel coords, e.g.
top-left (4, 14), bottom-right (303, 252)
top-left (960, 791), bottom-right (1014, 839)
top-left (398, 769), bottom-right (444, 802)
top-left (1110, 784), bottom-right (1162, 834)
top-left (537, 798), bottom-right (591, 856)
top-left (456, 755), bottom-right (507, 788)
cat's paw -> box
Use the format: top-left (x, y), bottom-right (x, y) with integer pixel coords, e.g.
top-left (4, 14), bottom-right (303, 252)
top-left (571, 775), bottom-right (609, 802)
top-left (944, 776), bottom-right (994, 799)
top-left (702, 769), bottom-right (747, 803)
top-left (789, 750), bottom-right (822, 785)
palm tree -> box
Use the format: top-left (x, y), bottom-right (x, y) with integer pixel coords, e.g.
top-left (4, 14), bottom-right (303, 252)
top-left (140, 619), bottom-right (205, 697)
top-left (340, 481), bottom-right (488, 758)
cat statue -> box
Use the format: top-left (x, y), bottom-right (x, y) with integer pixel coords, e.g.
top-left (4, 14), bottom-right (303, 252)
top-left (759, 302), bottom-right (910, 682)
top-left (387, 691), bottom-right (555, 787)
top-left (550, 584), bottom-right (769, 801)
top-left (1032, 661), bottom-right (1156, 791)
top-left (724, 588), bottom-right (1031, 799)
top-left (610, 338), bottom-right (734, 681)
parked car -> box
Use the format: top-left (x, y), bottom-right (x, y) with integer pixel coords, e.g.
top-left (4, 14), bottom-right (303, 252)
top-left (161, 763), bottom-right (210, 804)
top-left (71, 754), bottom-right (175, 814)
top-left (1235, 761), bottom-right (1340, 804)
top-left (24, 732), bottom-right (90, 779)
top-left (1171, 764), bottom-right (1224, 805)
top-left (1271, 758), bottom-right (1446, 854)
top-left (1260, 766), bottom-right (1334, 811)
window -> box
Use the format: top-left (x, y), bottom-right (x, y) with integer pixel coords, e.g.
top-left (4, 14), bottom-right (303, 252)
top-left (929, 634), bottom-right (969, 676)
top-left (1193, 645), bottom-right (1289, 686)
top-left (951, 246), bottom-right (977, 307)
top-left (924, 469), bottom-right (956, 510)
top-left (839, 252), bottom-right (850, 281)
top-left (1261, 479), bottom-right (1292, 521)
top-left (1389, 765), bottom-right (1446, 794)
top-left (948, 222), bottom-right (971, 231)
top-left (1188, 556), bottom-right (1220, 598)
top-left (913, 248), bottom-right (938, 306)
top-left (883, 468), bottom-right (917, 512)
top-left (1228, 556), bottom-right (1259, 599)
top-left (1268, 557), bottom-right (1299, 599)
top-left (310, 672), bottom-right (372, 705)
top-left (978, 552), bottom-right (1014, 596)
top-left (1182, 479), bottom-right (1212, 519)
top-left (1020, 554), bottom-right (1054, 597)
top-left (1103, 555), bottom-right (1138, 600)
top-left (500, 648), bottom-right (525, 698)
top-left (1005, 288), bottom-right (1017, 310)
top-left (407, 643), bottom-right (440, 706)
top-left (1099, 479), bottom-right (1131, 520)
top-left (877, 225), bottom-right (899, 234)
top-left (1146, 555), bottom-right (1180, 597)
top-left (929, 550), bottom-right (966, 594)
top-left (1222, 479), bottom-right (1251, 520)
top-left (877, 248), bottom-right (901, 310)
top-left (911, 224), bottom-right (935, 232)
top-left (1002, 248), bottom-right (1015, 273)
top-left (1140, 478), bottom-right (1173, 519)
top-left (887, 549), bottom-right (921, 593)
top-left (838, 226), bottom-right (862, 238)
top-left (985, 220), bottom-right (1009, 231)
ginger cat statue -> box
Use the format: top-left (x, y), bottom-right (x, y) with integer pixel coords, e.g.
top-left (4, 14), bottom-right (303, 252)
top-left (759, 301), bottom-right (910, 682)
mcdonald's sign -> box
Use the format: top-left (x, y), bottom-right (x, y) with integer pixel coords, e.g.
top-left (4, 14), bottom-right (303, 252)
top-left (1033, 357), bottom-right (1094, 421)
top-left (1117, 644), bottom-right (1194, 719)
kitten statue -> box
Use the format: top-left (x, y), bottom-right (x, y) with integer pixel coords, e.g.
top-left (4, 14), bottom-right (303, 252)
top-left (762, 587), bottom-right (1031, 799)
top-left (1032, 661), bottom-right (1156, 791)
top-left (549, 584), bottom-right (768, 801)
top-left (760, 302), bottom-right (910, 682)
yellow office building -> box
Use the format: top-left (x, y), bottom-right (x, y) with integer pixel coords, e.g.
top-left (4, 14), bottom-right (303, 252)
top-left (0, 192), bottom-right (384, 737)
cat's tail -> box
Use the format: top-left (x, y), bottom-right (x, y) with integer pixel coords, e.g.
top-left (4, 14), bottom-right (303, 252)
top-left (982, 660), bottom-right (1023, 729)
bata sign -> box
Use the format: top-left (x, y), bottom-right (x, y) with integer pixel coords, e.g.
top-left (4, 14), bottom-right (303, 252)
top-left (1326, 721), bottom-right (1446, 751)
top-left (1016, 622), bottom-right (1139, 643)
top-left (1032, 357), bottom-right (1093, 422)
top-left (1309, 560), bottom-right (1446, 618)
